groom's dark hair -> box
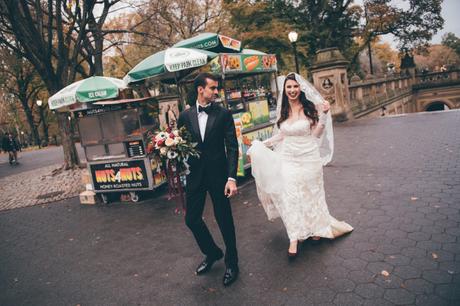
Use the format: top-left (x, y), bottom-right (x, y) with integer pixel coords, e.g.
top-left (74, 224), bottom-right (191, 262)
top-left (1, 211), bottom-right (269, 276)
top-left (194, 73), bottom-right (219, 93)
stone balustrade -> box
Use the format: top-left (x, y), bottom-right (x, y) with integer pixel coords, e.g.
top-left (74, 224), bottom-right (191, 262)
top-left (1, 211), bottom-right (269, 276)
top-left (349, 74), bottom-right (413, 116)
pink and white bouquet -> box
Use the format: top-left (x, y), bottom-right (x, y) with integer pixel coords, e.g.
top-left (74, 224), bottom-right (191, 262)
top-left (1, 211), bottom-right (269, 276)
top-left (147, 126), bottom-right (199, 174)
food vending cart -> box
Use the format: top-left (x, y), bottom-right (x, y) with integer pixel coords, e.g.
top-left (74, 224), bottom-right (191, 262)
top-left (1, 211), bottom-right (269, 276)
top-left (177, 50), bottom-right (279, 176)
top-left (71, 96), bottom-right (170, 203)
top-left (48, 76), bottom-right (173, 204)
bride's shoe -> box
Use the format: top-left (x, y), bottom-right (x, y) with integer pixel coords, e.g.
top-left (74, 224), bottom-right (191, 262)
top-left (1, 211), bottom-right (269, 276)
top-left (288, 241), bottom-right (299, 261)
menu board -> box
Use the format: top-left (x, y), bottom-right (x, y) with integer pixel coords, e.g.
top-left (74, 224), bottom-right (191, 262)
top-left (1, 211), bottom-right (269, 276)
top-left (241, 126), bottom-right (274, 164)
top-left (232, 124), bottom-right (275, 176)
top-left (221, 54), bottom-right (277, 74)
top-left (232, 116), bottom-right (245, 177)
top-left (248, 99), bottom-right (270, 125)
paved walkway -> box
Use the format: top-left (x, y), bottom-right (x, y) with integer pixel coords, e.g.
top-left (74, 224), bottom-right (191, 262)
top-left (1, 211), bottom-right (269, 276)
top-left (0, 165), bottom-right (84, 211)
top-left (0, 110), bottom-right (459, 306)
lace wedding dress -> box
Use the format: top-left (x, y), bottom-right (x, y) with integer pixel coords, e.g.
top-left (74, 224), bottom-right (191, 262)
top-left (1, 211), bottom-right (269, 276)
top-left (248, 119), bottom-right (353, 241)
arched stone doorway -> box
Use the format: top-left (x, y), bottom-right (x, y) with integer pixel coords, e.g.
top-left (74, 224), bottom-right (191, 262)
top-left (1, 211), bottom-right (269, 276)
top-left (425, 101), bottom-right (450, 112)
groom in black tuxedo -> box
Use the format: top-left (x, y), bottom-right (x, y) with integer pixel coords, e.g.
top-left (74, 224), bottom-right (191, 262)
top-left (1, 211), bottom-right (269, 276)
top-left (177, 73), bottom-right (239, 286)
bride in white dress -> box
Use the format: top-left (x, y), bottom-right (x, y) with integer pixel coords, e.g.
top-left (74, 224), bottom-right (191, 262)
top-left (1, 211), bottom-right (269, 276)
top-left (247, 73), bottom-right (353, 259)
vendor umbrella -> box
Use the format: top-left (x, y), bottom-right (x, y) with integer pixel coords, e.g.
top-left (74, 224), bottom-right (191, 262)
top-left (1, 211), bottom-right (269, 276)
top-left (123, 47), bottom-right (217, 84)
top-left (49, 76), bottom-right (126, 110)
top-left (173, 32), bottom-right (242, 53)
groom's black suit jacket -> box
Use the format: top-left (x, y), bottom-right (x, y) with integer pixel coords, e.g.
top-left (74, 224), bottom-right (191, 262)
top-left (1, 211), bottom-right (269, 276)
top-left (177, 103), bottom-right (238, 192)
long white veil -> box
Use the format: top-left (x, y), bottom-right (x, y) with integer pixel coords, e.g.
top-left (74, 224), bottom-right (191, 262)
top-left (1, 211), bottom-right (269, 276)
top-left (274, 72), bottom-right (334, 165)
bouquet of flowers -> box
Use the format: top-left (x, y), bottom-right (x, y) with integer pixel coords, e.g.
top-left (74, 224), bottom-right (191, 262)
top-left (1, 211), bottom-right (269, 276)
top-left (147, 126), bottom-right (199, 214)
top-left (147, 126), bottom-right (199, 174)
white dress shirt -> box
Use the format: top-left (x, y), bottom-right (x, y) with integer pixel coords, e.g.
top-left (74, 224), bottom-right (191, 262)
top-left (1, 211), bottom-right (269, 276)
top-left (196, 102), bottom-right (209, 142)
top-left (196, 101), bottom-right (235, 182)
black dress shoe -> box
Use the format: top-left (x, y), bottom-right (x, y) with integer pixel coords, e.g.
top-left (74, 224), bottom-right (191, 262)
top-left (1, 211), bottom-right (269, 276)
top-left (223, 266), bottom-right (239, 287)
top-left (195, 253), bottom-right (223, 275)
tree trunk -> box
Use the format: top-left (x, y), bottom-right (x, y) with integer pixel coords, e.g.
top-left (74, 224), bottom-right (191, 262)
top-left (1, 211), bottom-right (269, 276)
top-left (57, 112), bottom-right (80, 169)
top-left (38, 106), bottom-right (49, 146)
top-left (42, 116), bottom-right (49, 146)
top-left (19, 98), bottom-right (41, 146)
top-left (93, 33), bottom-right (104, 76)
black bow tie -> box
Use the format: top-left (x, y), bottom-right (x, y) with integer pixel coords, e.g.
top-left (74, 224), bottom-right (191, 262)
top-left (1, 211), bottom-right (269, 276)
top-left (198, 104), bottom-right (212, 114)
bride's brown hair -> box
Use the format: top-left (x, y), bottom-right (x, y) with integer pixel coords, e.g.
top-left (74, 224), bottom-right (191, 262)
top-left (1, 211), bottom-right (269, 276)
top-left (277, 74), bottom-right (319, 128)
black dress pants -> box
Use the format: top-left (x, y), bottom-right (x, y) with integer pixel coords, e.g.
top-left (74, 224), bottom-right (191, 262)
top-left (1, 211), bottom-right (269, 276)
top-left (185, 175), bottom-right (238, 268)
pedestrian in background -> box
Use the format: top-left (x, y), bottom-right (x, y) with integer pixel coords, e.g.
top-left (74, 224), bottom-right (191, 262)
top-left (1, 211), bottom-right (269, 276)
top-left (2, 132), bottom-right (20, 165)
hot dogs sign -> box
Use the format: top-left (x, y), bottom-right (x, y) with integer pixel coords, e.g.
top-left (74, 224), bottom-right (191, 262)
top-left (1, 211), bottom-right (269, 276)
top-left (221, 54), bottom-right (277, 73)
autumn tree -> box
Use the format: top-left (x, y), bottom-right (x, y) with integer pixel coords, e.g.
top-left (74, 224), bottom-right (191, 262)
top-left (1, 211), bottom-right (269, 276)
top-left (0, 48), bottom-right (45, 146)
top-left (224, 0), bottom-right (362, 72)
top-left (362, 0), bottom-right (444, 51)
top-left (104, 0), bottom-right (228, 77)
top-left (414, 44), bottom-right (460, 71)
top-left (0, 0), bottom-right (125, 168)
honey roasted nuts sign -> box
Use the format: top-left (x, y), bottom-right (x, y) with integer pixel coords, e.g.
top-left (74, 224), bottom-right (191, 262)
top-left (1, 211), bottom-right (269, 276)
top-left (90, 160), bottom-right (150, 191)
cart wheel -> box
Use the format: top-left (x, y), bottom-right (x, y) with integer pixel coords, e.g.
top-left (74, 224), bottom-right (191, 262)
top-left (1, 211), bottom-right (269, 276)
top-left (130, 192), bottom-right (139, 203)
top-left (100, 193), bottom-right (109, 204)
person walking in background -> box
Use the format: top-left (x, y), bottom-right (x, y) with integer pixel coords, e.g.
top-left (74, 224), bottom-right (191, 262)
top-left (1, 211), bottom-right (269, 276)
top-left (2, 132), bottom-right (20, 165)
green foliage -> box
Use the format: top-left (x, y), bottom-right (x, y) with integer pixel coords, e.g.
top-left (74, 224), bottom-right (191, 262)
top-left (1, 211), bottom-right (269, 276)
top-left (225, 0), bottom-right (361, 71)
top-left (441, 32), bottom-right (460, 57)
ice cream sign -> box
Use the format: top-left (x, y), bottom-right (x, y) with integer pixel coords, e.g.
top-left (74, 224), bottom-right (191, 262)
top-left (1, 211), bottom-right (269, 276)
top-left (87, 90), bottom-right (108, 99)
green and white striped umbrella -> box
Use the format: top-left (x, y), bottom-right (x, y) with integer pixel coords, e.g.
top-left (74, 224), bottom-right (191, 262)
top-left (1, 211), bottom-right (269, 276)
top-left (49, 76), bottom-right (126, 110)
top-left (123, 47), bottom-right (218, 84)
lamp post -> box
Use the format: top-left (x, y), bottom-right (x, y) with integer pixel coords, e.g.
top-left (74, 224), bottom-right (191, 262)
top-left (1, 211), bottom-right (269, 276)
top-left (288, 31), bottom-right (300, 74)
top-left (36, 99), bottom-right (48, 146)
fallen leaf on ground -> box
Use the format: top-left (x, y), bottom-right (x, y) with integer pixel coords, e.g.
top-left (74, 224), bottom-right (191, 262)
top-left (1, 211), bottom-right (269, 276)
top-left (381, 270), bottom-right (390, 277)
top-left (431, 253), bottom-right (438, 259)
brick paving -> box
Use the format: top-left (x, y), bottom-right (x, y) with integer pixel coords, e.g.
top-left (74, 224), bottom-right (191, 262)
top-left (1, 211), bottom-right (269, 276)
top-left (0, 110), bottom-right (459, 306)
top-left (0, 165), bottom-right (84, 211)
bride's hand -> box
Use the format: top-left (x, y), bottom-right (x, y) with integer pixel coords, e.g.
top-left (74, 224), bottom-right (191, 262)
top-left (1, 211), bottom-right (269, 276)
top-left (322, 101), bottom-right (330, 113)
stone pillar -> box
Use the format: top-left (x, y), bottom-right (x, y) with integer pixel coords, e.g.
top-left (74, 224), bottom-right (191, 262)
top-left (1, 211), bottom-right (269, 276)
top-left (310, 47), bottom-right (353, 121)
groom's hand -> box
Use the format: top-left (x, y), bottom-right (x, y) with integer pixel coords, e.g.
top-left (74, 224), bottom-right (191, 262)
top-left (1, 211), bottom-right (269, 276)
top-left (225, 180), bottom-right (238, 198)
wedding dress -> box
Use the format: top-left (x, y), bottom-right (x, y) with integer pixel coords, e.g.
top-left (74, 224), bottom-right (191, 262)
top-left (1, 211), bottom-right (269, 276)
top-left (247, 73), bottom-right (353, 241)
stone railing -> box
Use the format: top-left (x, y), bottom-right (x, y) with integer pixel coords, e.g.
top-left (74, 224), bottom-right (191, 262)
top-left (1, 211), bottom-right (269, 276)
top-left (413, 69), bottom-right (460, 90)
top-left (348, 74), bottom-right (413, 115)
